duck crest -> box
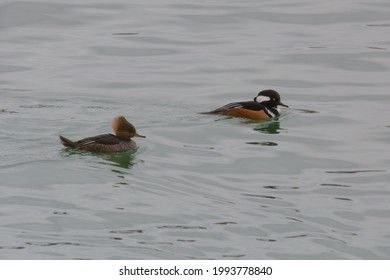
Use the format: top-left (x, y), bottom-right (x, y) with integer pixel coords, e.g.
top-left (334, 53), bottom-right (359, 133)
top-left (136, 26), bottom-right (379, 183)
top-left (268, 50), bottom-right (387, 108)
top-left (112, 116), bottom-right (136, 139)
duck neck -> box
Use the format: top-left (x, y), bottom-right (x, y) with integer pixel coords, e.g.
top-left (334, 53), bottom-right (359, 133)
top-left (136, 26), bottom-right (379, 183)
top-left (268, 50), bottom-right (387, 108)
top-left (115, 132), bottom-right (132, 140)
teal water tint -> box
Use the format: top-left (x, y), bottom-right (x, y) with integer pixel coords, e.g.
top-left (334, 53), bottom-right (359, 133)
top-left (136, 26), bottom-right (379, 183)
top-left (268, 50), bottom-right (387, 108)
top-left (1, 0), bottom-right (390, 259)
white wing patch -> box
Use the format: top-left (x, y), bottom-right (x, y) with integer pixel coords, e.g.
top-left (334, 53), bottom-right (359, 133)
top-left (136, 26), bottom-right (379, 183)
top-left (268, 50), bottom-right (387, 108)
top-left (264, 107), bottom-right (275, 118)
top-left (80, 139), bottom-right (98, 145)
top-left (264, 107), bottom-right (280, 118)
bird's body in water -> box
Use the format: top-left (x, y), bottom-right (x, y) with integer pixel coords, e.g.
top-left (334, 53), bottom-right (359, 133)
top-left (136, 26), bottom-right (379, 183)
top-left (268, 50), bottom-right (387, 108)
top-left (59, 116), bottom-right (145, 153)
top-left (201, 89), bottom-right (288, 120)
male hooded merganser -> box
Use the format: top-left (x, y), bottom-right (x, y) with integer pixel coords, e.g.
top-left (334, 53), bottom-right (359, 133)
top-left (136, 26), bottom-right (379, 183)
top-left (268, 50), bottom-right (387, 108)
top-left (201, 89), bottom-right (288, 120)
top-left (59, 116), bottom-right (145, 153)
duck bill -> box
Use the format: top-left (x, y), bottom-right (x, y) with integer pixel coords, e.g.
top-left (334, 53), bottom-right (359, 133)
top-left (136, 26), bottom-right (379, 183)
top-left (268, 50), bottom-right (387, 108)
top-left (134, 132), bottom-right (146, 138)
top-left (278, 102), bottom-right (289, 108)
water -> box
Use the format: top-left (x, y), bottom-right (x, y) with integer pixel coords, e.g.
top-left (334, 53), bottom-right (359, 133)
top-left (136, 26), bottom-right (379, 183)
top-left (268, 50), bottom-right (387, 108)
top-left (1, 0), bottom-right (390, 259)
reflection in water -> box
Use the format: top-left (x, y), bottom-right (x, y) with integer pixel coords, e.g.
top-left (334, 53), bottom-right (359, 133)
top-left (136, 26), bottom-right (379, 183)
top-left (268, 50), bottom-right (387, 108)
top-left (246, 119), bottom-right (283, 145)
top-left (367, 23), bottom-right (390, 27)
top-left (112, 32), bottom-right (139, 36)
top-left (1, 108), bottom-right (18, 113)
top-left (241, 193), bottom-right (279, 200)
top-left (25, 241), bottom-right (81, 247)
top-left (257, 238), bottom-right (277, 242)
top-left (246, 141), bottom-right (278, 146)
top-left (157, 225), bottom-right (207, 230)
top-left (100, 152), bottom-right (138, 169)
top-left (61, 148), bottom-right (138, 169)
top-left (263, 185), bottom-right (300, 190)
top-left (183, 144), bottom-right (214, 150)
top-left (253, 119), bottom-right (282, 134)
top-left (326, 169), bottom-right (385, 174)
top-left (334, 197), bottom-right (353, 201)
top-left (289, 108), bottom-right (319, 114)
top-left (250, 108), bottom-right (317, 134)
top-left (109, 229), bottom-right (144, 234)
top-left (214, 221), bottom-right (237, 225)
top-left (320, 183), bottom-right (351, 188)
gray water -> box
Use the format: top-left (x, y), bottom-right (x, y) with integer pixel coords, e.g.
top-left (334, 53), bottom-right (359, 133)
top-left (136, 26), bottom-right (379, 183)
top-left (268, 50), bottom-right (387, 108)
top-left (1, 0), bottom-right (390, 259)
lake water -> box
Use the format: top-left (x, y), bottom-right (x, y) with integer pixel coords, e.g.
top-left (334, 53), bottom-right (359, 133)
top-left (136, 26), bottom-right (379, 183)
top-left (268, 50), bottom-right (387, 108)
top-left (1, 0), bottom-right (390, 259)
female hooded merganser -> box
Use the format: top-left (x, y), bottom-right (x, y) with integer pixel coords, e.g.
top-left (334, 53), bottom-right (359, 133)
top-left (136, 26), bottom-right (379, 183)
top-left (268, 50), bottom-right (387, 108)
top-left (59, 116), bottom-right (145, 153)
top-left (201, 89), bottom-right (288, 120)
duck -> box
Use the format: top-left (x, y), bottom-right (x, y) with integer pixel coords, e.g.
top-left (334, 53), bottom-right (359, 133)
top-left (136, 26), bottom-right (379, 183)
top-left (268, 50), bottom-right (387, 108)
top-left (59, 116), bottom-right (145, 153)
top-left (201, 89), bottom-right (288, 120)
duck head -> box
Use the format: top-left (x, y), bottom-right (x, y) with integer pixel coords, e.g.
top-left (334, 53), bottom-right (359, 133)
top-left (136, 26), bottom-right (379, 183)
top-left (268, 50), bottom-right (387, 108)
top-left (112, 116), bottom-right (145, 139)
top-left (254, 89), bottom-right (288, 108)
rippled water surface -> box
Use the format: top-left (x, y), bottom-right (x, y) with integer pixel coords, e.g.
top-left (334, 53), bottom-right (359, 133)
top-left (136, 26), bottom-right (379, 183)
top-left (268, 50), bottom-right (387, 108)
top-left (1, 0), bottom-right (390, 259)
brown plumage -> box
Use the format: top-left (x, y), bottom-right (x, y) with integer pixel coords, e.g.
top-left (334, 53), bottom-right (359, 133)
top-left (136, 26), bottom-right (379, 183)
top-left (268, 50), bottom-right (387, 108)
top-left (207, 107), bottom-right (271, 119)
top-left (59, 116), bottom-right (145, 153)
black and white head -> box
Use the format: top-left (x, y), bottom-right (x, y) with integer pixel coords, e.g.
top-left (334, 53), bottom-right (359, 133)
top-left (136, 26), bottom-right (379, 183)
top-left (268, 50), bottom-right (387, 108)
top-left (254, 89), bottom-right (288, 108)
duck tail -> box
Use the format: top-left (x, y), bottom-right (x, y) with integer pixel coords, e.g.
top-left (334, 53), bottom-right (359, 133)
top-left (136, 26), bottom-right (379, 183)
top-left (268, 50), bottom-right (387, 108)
top-left (59, 135), bottom-right (76, 148)
top-left (198, 111), bottom-right (216, 115)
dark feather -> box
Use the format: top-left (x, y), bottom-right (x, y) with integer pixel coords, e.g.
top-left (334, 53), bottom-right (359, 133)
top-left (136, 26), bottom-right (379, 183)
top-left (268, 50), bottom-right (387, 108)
top-left (59, 135), bottom-right (76, 148)
top-left (76, 134), bottom-right (121, 146)
top-left (209, 101), bottom-right (265, 113)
